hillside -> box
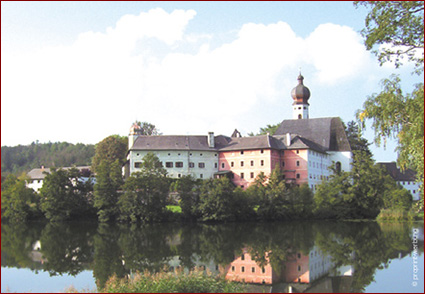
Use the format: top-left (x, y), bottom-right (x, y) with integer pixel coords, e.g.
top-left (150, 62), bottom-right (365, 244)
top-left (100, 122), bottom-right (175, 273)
top-left (1, 141), bottom-right (95, 178)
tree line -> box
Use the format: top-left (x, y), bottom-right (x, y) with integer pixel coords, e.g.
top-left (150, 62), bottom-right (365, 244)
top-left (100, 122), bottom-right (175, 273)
top-left (1, 141), bottom-right (95, 179)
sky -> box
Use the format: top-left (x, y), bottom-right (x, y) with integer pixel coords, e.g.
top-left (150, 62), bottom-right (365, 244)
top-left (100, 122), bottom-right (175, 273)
top-left (1, 1), bottom-right (423, 163)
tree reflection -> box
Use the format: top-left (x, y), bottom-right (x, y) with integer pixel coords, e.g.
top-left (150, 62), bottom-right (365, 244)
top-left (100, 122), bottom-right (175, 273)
top-left (1, 220), bottom-right (423, 292)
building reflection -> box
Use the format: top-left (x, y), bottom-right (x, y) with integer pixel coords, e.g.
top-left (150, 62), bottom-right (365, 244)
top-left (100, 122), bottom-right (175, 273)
top-left (222, 247), bottom-right (354, 293)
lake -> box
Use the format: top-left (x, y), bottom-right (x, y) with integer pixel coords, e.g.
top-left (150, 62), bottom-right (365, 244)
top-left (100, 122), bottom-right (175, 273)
top-left (1, 220), bottom-right (423, 293)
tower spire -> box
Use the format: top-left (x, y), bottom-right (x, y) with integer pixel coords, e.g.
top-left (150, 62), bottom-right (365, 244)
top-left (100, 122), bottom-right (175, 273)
top-left (291, 73), bottom-right (311, 119)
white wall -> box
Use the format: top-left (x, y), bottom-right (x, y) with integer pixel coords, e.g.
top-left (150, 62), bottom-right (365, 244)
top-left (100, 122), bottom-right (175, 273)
top-left (398, 181), bottom-right (421, 201)
top-left (129, 150), bottom-right (219, 179)
top-left (307, 150), bottom-right (331, 192)
top-left (327, 151), bottom-right (353, 173)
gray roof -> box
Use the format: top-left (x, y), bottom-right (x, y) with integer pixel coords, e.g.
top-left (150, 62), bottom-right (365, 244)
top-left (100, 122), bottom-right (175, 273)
top-left (27, 166), bottom-right (91, 180)
top-left (377, 162), bottom-right (417, 182)
top-left (131, 135), bottom-right (218, 151)
top-left (274, 117), bottom-right (351, 152)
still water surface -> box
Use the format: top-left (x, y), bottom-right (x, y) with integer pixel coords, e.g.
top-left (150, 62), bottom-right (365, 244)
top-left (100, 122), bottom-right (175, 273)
top-left (1, 220), bottom-right (423, 293)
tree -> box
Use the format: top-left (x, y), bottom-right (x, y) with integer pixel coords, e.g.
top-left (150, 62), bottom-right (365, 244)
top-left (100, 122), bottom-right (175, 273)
top-left (93, 160), bottom-right (123, 222)
top-left (355, 1), bottom-right (424, 205)
top-left (344, 120), bottom-right (372, 157)
top-left (171, 175), bottom-right (200, 219)
top-left (134, 121), bottom-right (161, 136)
top-left (91, 135), bottom-right (128, 173)
top-left (118, 153), bottom-right (169, 223)
top-left (248, 123), bottom-right (280, 136)
top-left (198, 177), bottom-right (239, 222)
top-left (256, 167), bottom-right (290, 221)
top-left (1, 174), bottom-right (38, 222)
top-left (314, 151), bottom-right (401, 219)
top-left (357, 77), bottom-right (424, 200)
top-left (354, 1), bottom-right (424, 74)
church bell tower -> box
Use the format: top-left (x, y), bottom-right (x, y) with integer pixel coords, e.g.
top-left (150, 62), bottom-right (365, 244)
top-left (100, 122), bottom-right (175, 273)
top-left (291, 73), bottom-right (311, 119)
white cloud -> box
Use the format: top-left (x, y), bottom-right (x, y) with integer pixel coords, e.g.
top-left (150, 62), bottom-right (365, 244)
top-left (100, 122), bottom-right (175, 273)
top-left (2, 8), bottom-right (378, 146)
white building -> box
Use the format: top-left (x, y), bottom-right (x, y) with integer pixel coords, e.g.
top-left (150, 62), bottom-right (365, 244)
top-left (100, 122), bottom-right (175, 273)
top-left (26, 166), bottom-right (94, 192)
top-left (378, 162), bottom-right (422, 201)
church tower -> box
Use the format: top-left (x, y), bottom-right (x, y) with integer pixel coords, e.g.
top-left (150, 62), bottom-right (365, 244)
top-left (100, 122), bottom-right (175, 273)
top-left (128, 122), bottom-right (143, 149)
top-left (291, 73), bottom-right (311, 119)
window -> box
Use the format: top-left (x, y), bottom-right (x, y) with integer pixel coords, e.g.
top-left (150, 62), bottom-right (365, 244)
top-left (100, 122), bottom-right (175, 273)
top-left (231, 161), bottom-right (234, 167)
top-left (232, 266), bottom-right (235, 272)
top-left (241, 254), bottom-right (245, 260)
top-left (262, 267), bottom-right (265, 273)
top-left (252, 267), bottom-right (255, 273)
top-left (200, 174), bottom-right (203, 179)
top-left (298, 265), bottom-right (301, 271)
top-left (199, 162), bottom-right (205, 168)
top-left (178, 174), bottom-right (181, 178)
top-left (136, 153), bottom-right (140, 156)
top-left (297, 253), bottom-right (301, 259)
top-left (166, 162), bottom-right (173, 168)
top-left (215, 153), bottom-right (218, 157)
top-left (261, 149), bottom-right (264, 154)
top-left (251, 172), bottom-right (254, 178)
top-left (261, 160), bottom-right (264, 166)
top-left (282, 161), bottom-right (285, 167)
top-left (296, 150), bottom-right (300, 154)
top-left (221, 163), bottom-right (225, 169)
top-left (241, 151), bottom-right (244, 155)
top-left (168, 153), bottom-right (171, 156)
top-left (296, 161), bottom-right (300, 166)
top-left (134, 162), bottom-right (142, 168)
top-left (240, 161), bottom-right (244, 167)
top-left (189, 162), bottom-right (195, 168)
top-left (296, 173), bottom-right (300, 179)
top-left (214, 163), bottom-right (218, 168)
top-left (241, 266), bottom-right (245, 273)
top-left (178, 153), bottom-right (181, 156)
top-left (176, 162), bottom-right (183, 168)
top-left (413, 190), bottom-right (416, 193)
top-left (241, 173), bottom-right (244, 179)
top-left (200, 153), bottom-right (203, 156)
top-left (190, 153), bottom-right (192, 156)
top-left (251, 160), bottom-right (254, 166)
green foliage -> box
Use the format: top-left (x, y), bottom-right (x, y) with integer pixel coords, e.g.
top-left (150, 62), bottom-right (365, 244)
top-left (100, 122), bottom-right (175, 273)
top-left (1, 141), bottom-right (95, 176)
top-left (40, 168), bottom-right (94, 222)
top-left (354, 1), bottom-right (424, 74)
top-left (197, 177), bottom-right (255, 222)
top-left (248, 123), bottom-right (280, 136)
top-left (344, 120), bottom-right (372, 157)
top-left (91, 136), bottom-right (128, 173)
top-left (382, 187), bottom-right (413, 211)
top-left (171, 175), bottom-right (200, 219)
top-left (255, 167), bottom-right (290, 220)
top-left (118, 153), bottom-right (169, 223)
top-left (314, 151), bottom-right (399, 219)
top-left (94, 160), bottom-right (123, 222)
top-left (1, 174), bottom-right (39, 222)
top-left (134, 121), bottom-right (162, 136)
top-left (357, 76), bottom-right (424, 200)
top-left (100, 270), bottom-right (246, 293)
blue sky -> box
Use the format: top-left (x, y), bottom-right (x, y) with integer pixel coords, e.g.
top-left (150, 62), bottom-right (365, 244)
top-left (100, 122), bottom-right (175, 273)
top-left (1, 1), bottom-right (422, 163)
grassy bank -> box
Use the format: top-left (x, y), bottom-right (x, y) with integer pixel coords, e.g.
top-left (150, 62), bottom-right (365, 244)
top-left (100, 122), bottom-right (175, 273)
top-left (376, 209), bottom-right (424, 221)
top-left (95, 270), bottom-right (246, 293)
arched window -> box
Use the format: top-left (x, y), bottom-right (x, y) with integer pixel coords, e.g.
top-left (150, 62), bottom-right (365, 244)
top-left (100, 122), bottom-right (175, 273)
top-left (298, 114), bottom-right (302, 119)
top-left (336, 161), bottom-right (342, 174)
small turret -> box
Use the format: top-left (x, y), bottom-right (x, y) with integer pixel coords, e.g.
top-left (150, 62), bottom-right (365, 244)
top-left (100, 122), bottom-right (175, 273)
top-left (128, 122), bottom-right (143, 149)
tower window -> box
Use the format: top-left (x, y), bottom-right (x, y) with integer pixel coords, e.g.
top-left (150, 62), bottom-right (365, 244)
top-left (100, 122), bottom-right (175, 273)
top-left (298, 114), bottom-right (302, 119)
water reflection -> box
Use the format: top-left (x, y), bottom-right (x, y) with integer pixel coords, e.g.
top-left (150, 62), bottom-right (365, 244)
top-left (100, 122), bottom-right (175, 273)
top-left (1, 221), bottom-right (423, 292)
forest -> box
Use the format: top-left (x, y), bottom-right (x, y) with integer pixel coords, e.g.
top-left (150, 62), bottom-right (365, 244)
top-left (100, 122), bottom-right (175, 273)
top-left (1, 141), bottom-right (95, 179)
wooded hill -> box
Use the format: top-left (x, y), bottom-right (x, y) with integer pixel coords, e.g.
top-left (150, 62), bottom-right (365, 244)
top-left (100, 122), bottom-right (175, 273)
top-left (1, 142), bottom-right (95, 178)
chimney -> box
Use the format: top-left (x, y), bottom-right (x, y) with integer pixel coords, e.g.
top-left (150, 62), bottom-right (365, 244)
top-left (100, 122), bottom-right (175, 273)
top-left (208, 132), bottom-right (215, 148)
top-left (286, 133), bottom-right (291, 146)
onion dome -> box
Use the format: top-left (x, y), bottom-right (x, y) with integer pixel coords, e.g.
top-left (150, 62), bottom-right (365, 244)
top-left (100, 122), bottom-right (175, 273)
top-left (129, 122), bottom-right (143, 135)
top-left (291, 73), bottom-right (310, 105)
